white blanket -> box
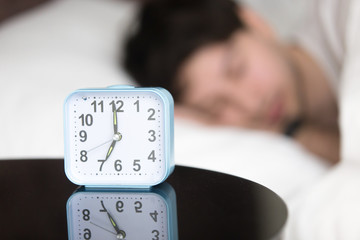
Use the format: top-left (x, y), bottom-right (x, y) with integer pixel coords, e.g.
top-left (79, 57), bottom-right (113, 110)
top-left (285, 162), bottom-right (360, 240)
top-left (285, 0), bottom-right (360, 239)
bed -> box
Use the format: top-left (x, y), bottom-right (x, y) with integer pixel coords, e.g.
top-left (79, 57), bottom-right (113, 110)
top-left (1, 0), bottom-right (359, 239)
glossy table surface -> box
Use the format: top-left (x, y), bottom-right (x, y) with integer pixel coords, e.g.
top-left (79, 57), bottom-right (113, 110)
top-left (0, 159), bottom-right (287, 239)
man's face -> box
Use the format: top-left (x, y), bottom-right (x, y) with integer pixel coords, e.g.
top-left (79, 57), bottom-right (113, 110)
top-left (177, 30), bottom-right (302, 132)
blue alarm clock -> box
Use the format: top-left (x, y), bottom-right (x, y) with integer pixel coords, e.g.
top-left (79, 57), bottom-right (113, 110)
top-left (64, 86), bottom-right (174, 188)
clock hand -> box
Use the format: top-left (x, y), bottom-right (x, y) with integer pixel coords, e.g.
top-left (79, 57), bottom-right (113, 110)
top-left (101, 201), bottom-right (126, 239)
top-left (113, 109), bottom-right (118, 134)
top-left (104, 110), bottom-right (123, 161)
top-left (104, 140), bottom-right (116, 161)
top-left (87, 139), bottom-right (113, 153)
top-left (89, 221), bottom-right (116, 236)
top-left (106, 212), bottom-right (126, 239)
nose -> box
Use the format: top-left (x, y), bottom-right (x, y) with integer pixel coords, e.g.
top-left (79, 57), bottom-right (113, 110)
top-left (225, 83), bottom-right (263, 116)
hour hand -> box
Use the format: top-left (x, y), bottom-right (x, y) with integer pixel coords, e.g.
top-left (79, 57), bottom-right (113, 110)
top-left (106, 212), bottom-right (126, 239)
top-left (101, 201), bottom-right (126, 239)
top-left (105, 140), bottom-right (116, 161)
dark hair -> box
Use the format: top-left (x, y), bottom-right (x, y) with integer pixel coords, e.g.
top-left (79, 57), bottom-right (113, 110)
top-left (123, 0), bottom-right (245, 101)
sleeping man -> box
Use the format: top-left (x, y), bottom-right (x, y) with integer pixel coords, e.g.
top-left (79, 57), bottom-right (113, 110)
top-left (123, 0), bottom-right (360, 165)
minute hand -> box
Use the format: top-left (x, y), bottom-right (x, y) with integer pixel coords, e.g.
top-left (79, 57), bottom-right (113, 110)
top-left (113, 109), bottom-right (118, 134)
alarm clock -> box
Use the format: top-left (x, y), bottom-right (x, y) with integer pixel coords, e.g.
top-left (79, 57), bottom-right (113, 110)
top-left (64, 85), bottom-right (174, 188)
top-left (66, 183), bottom-right (178, 240)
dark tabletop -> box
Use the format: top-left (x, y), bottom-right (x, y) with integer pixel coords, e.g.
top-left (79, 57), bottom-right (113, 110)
top-left (0, 159), bottom-right (287, 240)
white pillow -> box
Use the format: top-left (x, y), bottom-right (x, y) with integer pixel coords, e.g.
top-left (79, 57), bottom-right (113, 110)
top-left (0, 0), bottom-right (136, 158)
top-left (175, 119), bottom-right (329, 199)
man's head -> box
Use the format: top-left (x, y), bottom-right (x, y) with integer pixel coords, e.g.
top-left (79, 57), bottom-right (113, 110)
top-left (124, 0), bottom-right (244, 100)
top-left (124, 0), bottom-right (302, 132)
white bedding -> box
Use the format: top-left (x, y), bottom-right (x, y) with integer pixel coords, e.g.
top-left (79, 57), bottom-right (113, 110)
top-left (285, 162), bottom-right (360, 240)
top-left (3, 0), bottom-right (357, 239)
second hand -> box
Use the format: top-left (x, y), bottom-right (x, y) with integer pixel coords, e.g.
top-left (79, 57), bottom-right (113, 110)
top-left (87, 139), bottom-right (113, 153)
top-left (90, 221), bottom-right (116, 235)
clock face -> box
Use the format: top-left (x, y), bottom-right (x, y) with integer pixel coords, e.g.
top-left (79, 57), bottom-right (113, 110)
top-left (67, 190), bottom-right (170, 240)
top-left (64, 88), bottom-right (174, 187)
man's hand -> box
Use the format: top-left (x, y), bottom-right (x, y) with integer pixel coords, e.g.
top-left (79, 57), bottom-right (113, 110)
top-left (294, 123), bottom-right (340, 164)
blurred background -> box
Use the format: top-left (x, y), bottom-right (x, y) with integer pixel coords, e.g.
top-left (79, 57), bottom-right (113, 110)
top-left (0, 0), bottom-right (324, 203)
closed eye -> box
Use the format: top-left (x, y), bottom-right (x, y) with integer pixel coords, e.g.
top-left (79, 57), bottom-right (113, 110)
top-left (223, 35), bottom-right (247, 81)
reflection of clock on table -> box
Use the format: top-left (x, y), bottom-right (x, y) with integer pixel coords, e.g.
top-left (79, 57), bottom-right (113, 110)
top-left (66, 183), bottom-right (177, 240)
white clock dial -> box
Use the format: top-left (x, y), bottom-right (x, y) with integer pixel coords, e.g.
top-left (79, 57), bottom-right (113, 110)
top-left (67, 191), bottom-right (169, 240)
top-left (64, 87), bottom-right (174, 187)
